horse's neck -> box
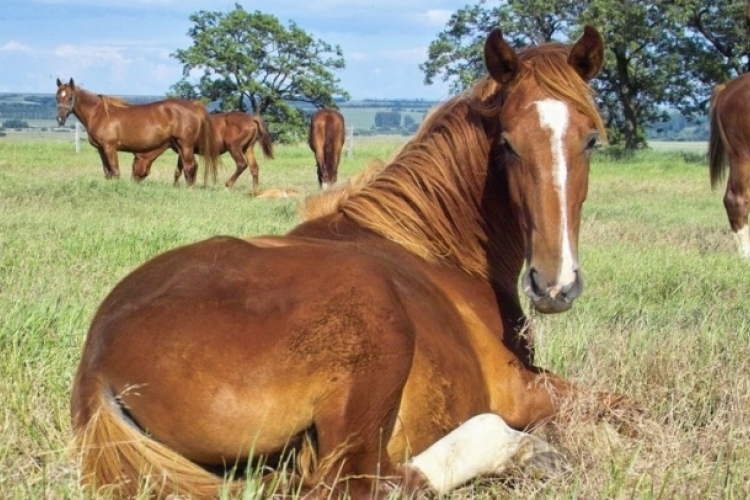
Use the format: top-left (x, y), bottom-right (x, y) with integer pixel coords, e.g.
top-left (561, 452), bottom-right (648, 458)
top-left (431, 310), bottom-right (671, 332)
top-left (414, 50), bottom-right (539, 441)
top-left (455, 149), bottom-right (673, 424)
top-left (72, 89), bottom-right (103, 126)
top-left (483, 172), bottom-right (526, 288)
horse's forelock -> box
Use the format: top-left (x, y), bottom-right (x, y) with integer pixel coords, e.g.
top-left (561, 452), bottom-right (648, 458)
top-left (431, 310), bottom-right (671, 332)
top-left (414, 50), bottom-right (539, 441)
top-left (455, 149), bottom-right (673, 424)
top-left (472, 44), bottom-right (604, 140)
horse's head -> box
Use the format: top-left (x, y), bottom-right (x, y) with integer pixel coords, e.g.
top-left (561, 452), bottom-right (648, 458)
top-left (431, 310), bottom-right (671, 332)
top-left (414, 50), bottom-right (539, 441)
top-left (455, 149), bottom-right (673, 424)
top-left (56, 77), bottom-right (77, 125)
top-left (484, 27), bottom-right (605, 314)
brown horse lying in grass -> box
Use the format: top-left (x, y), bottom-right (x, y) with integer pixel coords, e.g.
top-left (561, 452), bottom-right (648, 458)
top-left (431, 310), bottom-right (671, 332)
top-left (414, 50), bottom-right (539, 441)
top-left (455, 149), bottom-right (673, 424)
top-left (55, 78), bottom-right (221, 186)
top-left (133, 111), bottom-right (274, 193)
top-left (308, 108), bottom-right (345, 188)
top-left (70, 26), bottom-right (628, 499)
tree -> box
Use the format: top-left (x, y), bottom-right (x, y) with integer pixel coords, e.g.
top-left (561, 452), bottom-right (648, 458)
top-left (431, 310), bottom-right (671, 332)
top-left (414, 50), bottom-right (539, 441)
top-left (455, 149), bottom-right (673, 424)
top-left (374, 111), bottom-right (402, 130)
top-left (170, 4), bottom-right (349, 142)
top-left (420, 0), bottom-right (583, 95)
top-left (665, 0), bottom-right (750, 109)
top-left (420, 1), bottom-right (712, 150)
top-left (2, 119), bottom-right (29, 129)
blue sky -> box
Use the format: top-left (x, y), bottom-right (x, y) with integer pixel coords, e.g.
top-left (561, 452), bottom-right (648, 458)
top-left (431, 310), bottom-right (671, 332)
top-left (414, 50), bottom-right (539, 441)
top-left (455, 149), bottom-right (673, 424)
top-left (1, 0), bottom-right (471, 100)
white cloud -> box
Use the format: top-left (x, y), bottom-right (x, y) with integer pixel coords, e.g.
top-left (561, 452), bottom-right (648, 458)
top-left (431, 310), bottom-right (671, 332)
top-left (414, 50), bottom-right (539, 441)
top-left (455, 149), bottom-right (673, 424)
top-left (0, 41), bottom-right (32, 52)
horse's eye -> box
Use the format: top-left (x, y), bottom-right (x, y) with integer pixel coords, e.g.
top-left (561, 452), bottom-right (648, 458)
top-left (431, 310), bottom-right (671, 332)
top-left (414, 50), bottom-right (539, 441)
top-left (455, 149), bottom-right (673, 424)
top-left (584, 134), bottom-right (599, 152)
top-left (500, 135), bottom-right (518, 158)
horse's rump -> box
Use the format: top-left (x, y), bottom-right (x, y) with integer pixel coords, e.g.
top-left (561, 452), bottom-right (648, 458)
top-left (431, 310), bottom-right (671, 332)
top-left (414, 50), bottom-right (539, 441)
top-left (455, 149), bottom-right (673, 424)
top-left (309, 109), bottom-right (345, 186)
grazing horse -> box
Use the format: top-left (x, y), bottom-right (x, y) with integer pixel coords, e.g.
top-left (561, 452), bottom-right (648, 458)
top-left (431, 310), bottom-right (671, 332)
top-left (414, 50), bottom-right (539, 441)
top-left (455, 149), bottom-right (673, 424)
top-left (71, 27), bottom-right (611, 499)
top-left (133, 112), bottom-right (274, 193)
top-left (709, 73), bottom-right (750, 258)
top-left (55, 78), bottom-right (221, 186)
top-left (308, 108), bottom-right (345, 188)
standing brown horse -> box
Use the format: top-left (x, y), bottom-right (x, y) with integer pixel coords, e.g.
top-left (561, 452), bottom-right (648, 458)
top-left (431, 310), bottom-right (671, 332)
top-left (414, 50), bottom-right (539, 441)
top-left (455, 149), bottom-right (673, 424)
top-left (133, 111), bottom-right (274, 193)
top-left (308, 108), bottom-right (345, 188)
top-left (709, 73), bottom-right (750, 258)
top-left (55, 78), bottom-right (221, 186)
top-left (71, 27), bottom-right (612, 499)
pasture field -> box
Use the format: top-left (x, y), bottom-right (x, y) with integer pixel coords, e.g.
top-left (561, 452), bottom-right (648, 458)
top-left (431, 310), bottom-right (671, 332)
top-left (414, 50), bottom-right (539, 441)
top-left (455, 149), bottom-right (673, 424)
top-left (1, 137), bottom-right (748, 499)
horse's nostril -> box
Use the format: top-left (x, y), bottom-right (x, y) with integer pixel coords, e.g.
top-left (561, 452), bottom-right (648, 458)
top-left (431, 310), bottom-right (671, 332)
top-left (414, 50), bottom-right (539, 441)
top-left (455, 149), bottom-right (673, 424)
top-left (523, 267), bottom-right (547, 298)
top-left (560, 270), bottom-right (583, 301)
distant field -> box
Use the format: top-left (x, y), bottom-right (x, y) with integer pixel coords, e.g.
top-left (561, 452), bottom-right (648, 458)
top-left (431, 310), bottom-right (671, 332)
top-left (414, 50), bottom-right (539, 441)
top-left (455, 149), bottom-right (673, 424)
top-left (649, 140), bottom-right (708, 153)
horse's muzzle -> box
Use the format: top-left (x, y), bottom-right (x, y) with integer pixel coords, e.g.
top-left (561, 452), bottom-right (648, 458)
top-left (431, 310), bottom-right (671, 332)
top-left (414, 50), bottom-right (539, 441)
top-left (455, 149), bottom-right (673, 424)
top-left (522, 267), bottom-right (583, 314)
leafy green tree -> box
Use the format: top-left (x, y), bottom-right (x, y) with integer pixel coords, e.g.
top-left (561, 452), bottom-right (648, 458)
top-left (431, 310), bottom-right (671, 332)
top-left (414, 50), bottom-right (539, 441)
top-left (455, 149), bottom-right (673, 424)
top-left (170, 4), bottom-right (349, 142)
top-left (420, 0), bottom-right (583, 94)
top-left (665, 0), bottom-right (750, 108)
top-left (420, 1), bottom-right (705, 150)
top-left (374, 111), bottom-right (402, 130)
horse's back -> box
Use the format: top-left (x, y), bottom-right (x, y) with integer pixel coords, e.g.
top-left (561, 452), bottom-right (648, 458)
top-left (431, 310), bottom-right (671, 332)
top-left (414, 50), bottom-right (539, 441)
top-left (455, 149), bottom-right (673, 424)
top-left (713, 73), bottom-right (750, 145)
top-left (210, 112), bottom-right (254, 150)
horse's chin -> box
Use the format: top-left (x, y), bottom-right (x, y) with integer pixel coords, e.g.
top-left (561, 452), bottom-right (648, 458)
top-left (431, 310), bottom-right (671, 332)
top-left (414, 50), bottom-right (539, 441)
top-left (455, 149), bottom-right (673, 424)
top-left (530, 297), bottom-right (574, 314)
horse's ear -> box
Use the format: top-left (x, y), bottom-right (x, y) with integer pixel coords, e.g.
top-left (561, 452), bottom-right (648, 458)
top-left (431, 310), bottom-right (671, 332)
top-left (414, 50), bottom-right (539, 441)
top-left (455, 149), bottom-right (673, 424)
top-left (568, 26), bottom-right (605, 81)
top-left (484, 29), bottom-right (519, 85)
top-left (69, 78), bottom-right (75, 87)
top-left (56, 78), bottom-right (62, 87)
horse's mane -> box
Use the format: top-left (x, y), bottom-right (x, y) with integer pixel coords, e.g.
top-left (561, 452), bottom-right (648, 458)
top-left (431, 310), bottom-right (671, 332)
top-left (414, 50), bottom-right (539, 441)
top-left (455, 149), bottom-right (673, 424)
top-left (335, 42), bottom-right (604, 279)
top-left (98, 94), bottom-right (130, 117)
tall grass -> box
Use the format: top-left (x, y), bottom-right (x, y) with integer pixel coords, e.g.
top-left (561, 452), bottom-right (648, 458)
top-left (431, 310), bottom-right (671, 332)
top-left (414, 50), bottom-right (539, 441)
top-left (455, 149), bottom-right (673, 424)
top-left (0, 139), bottom-right (748, 499)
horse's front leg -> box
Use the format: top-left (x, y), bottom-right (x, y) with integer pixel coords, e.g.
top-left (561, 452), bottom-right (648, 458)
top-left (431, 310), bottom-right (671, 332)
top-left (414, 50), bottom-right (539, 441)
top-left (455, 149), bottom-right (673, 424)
top-left (97, 146), bottom-right (120, 179)
top-left (175, 141), bottom-right (199, 187)
top-left (402, 413), bottom-right (561, 496)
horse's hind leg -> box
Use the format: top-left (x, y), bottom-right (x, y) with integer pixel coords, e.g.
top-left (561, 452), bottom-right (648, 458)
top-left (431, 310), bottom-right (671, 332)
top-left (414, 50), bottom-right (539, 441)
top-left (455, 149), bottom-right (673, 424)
top-left (176, 141), bottom-right (198, 186)
top-left (245, 146), bottom-right (260, 196)
top-left (724, 158), bottom-right (750, 257)
top-left (310, 352), bottom-right (412, 498)
top-left (224, 145), bottom-right (248, 190)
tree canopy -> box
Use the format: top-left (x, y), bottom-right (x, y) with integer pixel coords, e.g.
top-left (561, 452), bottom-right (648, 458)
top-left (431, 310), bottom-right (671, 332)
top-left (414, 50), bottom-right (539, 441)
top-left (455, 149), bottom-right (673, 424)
top-left (170, 4), bottom-right (349, 143)
top-left (421, 0), bottom-right (749, 151)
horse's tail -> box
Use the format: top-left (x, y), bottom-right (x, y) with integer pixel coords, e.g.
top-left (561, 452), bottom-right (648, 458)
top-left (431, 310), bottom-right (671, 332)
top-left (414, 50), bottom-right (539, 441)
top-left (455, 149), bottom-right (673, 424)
top-left (71, 387), bottom-right (233, 499)
top-left (252, 115), bottom-right (274, 160)
top-left (324, 123), bottom-right (343, 177)
top-left (709, 83), bottom-right (730, 189)
top-left (196, 104), bottom-right (221, 184)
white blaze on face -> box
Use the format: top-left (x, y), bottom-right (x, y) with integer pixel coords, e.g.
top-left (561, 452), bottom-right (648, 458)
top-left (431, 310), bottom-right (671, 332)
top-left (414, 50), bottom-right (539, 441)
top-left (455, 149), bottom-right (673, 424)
top-left (734, 226), bottom-right (750, 258)
top-left (534, 99), bottom-right (576, 288)
top-left (60, 90), bottom-right (67, 98)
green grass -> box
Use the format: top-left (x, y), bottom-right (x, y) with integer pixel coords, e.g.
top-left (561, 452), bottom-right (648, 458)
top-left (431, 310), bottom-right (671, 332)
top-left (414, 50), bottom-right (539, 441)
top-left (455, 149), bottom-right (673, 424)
top-left (1, 139), bottom-right (748, 499)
